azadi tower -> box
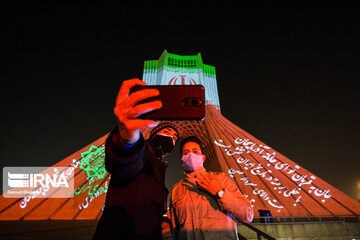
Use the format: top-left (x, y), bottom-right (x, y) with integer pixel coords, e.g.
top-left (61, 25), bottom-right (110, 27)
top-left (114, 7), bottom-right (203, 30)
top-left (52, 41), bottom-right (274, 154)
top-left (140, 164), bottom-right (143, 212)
top-left (1, 50), bottom-right (359, 220)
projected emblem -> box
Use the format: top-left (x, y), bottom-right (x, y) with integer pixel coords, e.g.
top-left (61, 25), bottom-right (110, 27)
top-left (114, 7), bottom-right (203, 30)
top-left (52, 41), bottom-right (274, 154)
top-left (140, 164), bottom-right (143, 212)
top-left (168, 75), bottom-right (197, 85)
top-left (74, 144), bottom-right (109, 211)
top-left (79, 145), bottom-right (107, 180)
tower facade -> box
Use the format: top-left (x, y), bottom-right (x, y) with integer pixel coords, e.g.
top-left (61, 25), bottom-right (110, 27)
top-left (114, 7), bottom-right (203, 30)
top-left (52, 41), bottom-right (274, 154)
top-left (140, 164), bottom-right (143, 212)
top-left (1, 51), bottom-right (360, 220)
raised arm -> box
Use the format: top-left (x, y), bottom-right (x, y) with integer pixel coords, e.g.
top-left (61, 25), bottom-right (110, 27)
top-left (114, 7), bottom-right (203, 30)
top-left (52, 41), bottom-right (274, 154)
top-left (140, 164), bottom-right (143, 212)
top-left (105, 78), bottom-right (162, 178)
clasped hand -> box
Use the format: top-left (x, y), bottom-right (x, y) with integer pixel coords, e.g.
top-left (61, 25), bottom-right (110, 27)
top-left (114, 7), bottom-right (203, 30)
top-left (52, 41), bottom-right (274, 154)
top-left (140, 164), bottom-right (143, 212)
top-left (196, 173), bottom-right (224, 197)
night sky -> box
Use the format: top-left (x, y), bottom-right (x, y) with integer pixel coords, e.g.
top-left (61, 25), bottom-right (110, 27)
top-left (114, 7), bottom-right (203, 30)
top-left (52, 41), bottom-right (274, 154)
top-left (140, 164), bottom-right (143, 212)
top-left (2, 2), bottom-right (359, 201)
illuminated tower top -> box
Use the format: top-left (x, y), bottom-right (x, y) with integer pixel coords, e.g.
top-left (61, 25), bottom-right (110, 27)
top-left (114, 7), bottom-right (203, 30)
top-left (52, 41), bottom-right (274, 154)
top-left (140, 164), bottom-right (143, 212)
top-left (142, 50), bottom-right (220, 109)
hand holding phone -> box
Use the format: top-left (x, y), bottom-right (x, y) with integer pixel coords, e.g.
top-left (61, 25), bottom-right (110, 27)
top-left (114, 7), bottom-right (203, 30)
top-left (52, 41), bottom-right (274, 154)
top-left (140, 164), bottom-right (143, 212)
top-left (114, 78), bottom-right (161, 144)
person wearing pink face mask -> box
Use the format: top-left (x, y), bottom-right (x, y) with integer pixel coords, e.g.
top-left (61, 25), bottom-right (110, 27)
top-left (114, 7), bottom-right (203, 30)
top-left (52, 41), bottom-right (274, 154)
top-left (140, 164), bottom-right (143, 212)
top-left (165, 136), bottom-right (254, 240)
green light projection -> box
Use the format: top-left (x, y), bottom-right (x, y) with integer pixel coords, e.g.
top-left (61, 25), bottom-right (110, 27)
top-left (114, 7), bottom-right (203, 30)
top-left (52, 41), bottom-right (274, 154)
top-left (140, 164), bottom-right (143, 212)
top-left (80, 145), bottom-right (107, 179)
top-left (74, 145), bottom-right (108, 197)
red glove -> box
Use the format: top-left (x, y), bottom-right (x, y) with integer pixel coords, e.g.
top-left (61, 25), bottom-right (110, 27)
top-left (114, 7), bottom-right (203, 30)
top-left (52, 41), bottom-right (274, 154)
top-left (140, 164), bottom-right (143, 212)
top-left (196, 173), bottom-right (224, 197)
top-left (114, 78), bottom-right (162, 144)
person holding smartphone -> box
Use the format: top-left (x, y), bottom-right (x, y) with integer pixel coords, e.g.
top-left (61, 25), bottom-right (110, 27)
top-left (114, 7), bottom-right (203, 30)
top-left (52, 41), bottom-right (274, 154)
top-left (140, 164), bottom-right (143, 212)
top-left (93, 79), bottom-right (179, 240)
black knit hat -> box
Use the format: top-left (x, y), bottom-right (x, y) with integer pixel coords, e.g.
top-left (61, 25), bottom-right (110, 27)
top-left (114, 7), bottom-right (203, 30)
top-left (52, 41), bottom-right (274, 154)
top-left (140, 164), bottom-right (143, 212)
top-left (149, 122), bottom-right (179, 139)
top-left (180, 136), bottom-right (205, 155)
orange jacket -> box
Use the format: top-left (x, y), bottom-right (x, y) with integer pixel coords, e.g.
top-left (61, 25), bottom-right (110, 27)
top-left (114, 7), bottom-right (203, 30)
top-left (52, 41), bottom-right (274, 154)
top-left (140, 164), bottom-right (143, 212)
top-left (168, 167), bottom-right (253, 239)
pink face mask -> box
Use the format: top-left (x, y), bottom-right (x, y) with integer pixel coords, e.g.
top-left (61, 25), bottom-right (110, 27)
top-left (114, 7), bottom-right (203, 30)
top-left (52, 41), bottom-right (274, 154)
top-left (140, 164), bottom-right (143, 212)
top-left (181, 152), bottom-right (204, 172)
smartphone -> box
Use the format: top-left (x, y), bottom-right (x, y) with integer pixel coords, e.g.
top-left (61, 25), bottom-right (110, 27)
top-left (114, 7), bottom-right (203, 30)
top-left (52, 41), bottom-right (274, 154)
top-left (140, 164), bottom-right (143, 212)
top-left (131, 85), bottom-right (205, 120)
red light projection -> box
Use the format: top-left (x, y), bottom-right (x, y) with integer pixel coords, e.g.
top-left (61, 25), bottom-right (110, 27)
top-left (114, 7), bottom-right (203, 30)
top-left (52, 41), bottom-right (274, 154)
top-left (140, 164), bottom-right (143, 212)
top-left (0, 135), bottom-right (109, 220)
top-left (202, 105), bottom-right (360, 216)
top-left (0, 105), bottom-right (360, 220)
top-left (1, 105), bottom-right (359, 220)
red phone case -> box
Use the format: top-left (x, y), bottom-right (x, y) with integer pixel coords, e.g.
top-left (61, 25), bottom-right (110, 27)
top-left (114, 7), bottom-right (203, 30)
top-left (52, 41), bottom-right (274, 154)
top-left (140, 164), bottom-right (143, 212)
top-left (131, 85), bottom-right (205, 120)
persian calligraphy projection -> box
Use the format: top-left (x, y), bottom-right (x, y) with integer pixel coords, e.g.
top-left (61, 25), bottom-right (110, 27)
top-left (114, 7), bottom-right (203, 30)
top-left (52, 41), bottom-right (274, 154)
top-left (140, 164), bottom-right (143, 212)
top-left (0, 135), bottom-right (110, 220)
top-left (204, 105), bottom-right (360, 217)
top-left (1, 50), bottom-right (359, 220)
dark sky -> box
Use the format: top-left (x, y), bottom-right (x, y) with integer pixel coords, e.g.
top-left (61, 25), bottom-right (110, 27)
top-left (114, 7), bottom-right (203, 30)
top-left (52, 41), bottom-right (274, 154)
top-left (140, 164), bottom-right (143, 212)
top-left (2, 2), bottom-right (359, 200)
